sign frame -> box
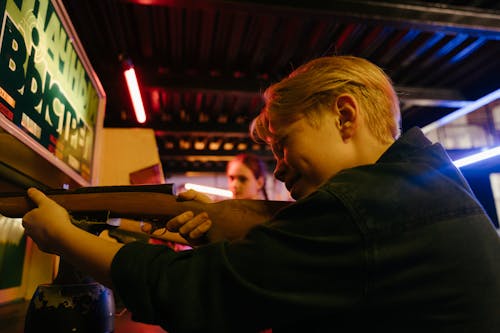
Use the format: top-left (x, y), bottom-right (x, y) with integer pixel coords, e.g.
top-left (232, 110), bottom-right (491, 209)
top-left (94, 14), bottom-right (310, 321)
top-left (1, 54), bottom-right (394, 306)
top-left (0, 0), bottom-right (106, 187)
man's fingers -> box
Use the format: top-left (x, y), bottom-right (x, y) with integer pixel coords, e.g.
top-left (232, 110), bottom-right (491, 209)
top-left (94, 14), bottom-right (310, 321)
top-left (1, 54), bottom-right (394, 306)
top-left (23, 188), bottom-right (46, 224)
top-left (178, 212), bottom-right (210, 239)
top-left (166, 211), bottom-right (195, 232)
top-left (194, 193), bottom-right (213, 203)
top-left (176, 190), bottom-right (213, 203)
top-left (176, 190), bottom-right (197, 202)
top-left (26, 187), bottom-right (46, 206)
top-left (187, 219), bottom-right (212, 239)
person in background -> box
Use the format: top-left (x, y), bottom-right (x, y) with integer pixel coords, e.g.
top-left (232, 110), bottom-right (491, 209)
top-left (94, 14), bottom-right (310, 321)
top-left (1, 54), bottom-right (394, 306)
top-left (168, 153), bottom-right (271, 241)
top-left (227, 153), bottom-right (269, 200)
top-left (21, 55), bottom-right (500, 332)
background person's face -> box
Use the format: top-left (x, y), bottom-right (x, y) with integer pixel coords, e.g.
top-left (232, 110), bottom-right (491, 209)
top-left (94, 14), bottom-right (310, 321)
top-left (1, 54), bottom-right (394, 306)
top-left (227, 160), bottom-right (263, 199)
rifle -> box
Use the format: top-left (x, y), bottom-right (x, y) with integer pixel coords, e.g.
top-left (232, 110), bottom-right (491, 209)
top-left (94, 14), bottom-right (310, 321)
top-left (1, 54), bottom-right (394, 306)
top-left (0, 184), bottom-right (290, 244)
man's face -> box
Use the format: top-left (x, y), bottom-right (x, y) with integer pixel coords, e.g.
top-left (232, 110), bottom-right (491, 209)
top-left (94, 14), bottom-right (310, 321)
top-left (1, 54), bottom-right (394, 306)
top-left (270, 110), bottom-right (352, 200)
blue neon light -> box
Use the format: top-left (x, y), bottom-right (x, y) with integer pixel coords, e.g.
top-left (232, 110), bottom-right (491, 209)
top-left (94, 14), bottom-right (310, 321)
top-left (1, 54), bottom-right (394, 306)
top-left (422, 88), bottom-right (500, 134)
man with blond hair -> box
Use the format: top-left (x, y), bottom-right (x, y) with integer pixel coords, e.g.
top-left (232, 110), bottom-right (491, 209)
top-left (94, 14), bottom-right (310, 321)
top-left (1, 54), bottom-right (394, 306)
top-left (22, 56), bottom-right (500, 332)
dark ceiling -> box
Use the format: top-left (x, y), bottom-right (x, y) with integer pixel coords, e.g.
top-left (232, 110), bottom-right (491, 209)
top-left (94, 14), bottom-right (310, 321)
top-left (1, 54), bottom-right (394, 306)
top-left (60, 0), bottom-right (500, 175)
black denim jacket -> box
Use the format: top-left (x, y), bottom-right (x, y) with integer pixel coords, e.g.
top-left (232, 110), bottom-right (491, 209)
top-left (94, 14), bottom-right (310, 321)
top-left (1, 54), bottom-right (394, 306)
top-left (112, 127), bottom-right (500, 333)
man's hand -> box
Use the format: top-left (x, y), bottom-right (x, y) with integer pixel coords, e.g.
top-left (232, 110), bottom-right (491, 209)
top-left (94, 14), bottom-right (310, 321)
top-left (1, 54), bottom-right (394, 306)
top-left (22, 188), bottom-right (77, 255)
top-left (176, 189), bottom-right (213, 203)
top-left (22, 188), bottom-right (124, 287)
top-left (166, 190), bottom-right (213, 245)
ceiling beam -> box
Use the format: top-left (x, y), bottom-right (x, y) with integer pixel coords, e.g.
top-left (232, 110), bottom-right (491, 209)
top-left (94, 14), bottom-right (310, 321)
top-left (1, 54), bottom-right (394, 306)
top-left (120, 0), bottom-right (500, 39)
top-left (143, 74), bottom-right (472, 109)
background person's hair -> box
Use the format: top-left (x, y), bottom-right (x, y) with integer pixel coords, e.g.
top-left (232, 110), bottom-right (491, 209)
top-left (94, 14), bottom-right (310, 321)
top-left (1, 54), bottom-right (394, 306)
top-left (252, 56), bottom-right (401, 145)
top-left (227, 153), bottom-right (269, 200)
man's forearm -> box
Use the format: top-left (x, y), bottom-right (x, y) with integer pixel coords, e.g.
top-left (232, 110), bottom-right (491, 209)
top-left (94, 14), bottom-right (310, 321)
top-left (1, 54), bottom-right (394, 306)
top-left (56, 223), bottom-right (123, 288)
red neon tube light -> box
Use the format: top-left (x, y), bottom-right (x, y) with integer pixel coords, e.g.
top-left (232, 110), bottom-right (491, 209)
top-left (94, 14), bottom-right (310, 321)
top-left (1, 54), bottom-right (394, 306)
top-left (124, 67), bottom-right (146, 123)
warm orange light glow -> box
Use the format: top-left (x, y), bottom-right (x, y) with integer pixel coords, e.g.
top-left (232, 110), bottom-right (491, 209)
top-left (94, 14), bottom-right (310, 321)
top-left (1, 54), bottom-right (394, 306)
top-left (124, 67), bottom-right (146, 123)
top-left (184, 183), bottom-right (233, 198)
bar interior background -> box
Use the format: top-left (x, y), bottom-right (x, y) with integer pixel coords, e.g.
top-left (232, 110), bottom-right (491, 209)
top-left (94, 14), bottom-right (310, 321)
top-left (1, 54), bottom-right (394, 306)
top-left (0, 0), bottom-right (499, 331)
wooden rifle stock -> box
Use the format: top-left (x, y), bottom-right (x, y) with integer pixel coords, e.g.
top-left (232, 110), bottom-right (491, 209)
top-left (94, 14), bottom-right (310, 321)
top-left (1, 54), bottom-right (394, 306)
top-left (0, 184), bottom-right (290, 243)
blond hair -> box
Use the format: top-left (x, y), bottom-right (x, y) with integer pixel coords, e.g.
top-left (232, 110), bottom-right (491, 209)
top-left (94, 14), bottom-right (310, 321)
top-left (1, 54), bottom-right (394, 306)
top-left (251, 56), bottom-right (401, 144)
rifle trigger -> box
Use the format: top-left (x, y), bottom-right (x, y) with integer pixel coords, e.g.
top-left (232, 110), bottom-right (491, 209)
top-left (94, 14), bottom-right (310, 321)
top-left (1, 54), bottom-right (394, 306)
top-left (69, 210), bottom-right (118, 235)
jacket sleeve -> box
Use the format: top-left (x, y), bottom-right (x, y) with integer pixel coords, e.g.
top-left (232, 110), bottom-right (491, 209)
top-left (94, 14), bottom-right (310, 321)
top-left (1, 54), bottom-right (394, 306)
top-left (110, 189), bottom-right (366, 333)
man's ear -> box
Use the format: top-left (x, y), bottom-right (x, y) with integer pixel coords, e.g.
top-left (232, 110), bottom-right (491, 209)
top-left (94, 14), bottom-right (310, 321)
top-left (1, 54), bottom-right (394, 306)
top-left (335, 94), bottom-right (358, 140)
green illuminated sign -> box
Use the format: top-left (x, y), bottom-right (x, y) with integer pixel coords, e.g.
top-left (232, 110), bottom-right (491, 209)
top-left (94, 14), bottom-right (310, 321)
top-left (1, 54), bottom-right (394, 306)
top-left (0, 0), bottom-right (102, 182)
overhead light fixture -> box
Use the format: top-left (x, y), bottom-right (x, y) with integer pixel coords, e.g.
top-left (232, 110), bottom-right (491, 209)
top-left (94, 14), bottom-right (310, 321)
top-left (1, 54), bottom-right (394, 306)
top-left (184, 183), bottom-right (233, 198)
top-left (453, 146), bottom-right (500, 168)
top-left (418, 88), bottom-right (500, 168)
top-left (121, 57), bottom-right (146, 123)
top-left (422, 88), bottom-right (500, 134)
